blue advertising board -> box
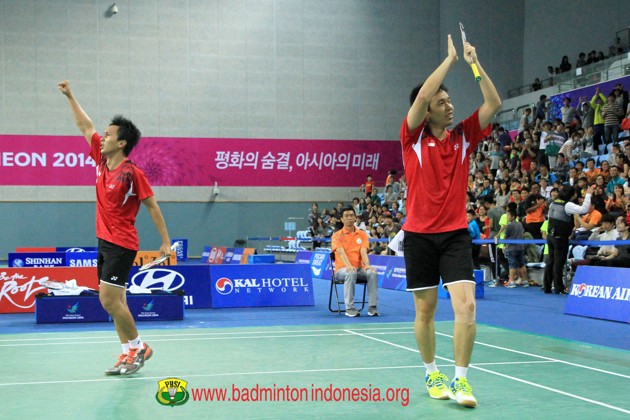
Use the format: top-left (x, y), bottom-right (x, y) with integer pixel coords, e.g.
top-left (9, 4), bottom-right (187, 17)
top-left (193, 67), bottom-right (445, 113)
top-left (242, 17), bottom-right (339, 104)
top-left (57, 247), bottom-right (98, 252)
top-left (35, 293), bottom-right (184, 323)
top-left (380, 257), bottom-right (407, 291)
top-left (295, 251), bottom-right (313, 265)
top-left (9, 252), bottom-right (66, 268)
top-left (128, 265), bottom-right (212, 309)
top-left (438, 270), bottom-right (484, 299)
top-left (209, 263), bottom-right (314, 308)
top-left (65, 251), bottom-right (98, 267)
top-left (564, 266), bottom-right (630, 323)
top-left (171, 239), bottom-right (188, 261)
top-left (367, 255), bottom-right (390, 287)
top-left (310, 251), bottom-right (332, 279)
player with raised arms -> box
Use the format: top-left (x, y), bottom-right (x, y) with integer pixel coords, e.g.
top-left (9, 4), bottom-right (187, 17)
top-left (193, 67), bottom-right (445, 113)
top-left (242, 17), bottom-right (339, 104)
top-left (400, 31), bottom-right (501, 407)
top-left (59, 80), bottom-right (173, 375)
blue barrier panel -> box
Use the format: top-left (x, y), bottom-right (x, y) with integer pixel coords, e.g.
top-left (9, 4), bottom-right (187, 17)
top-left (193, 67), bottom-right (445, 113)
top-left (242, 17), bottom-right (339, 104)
top-left (126, 293), bottom-right (184, 321)
top-left (295, 250), bottom-right (313, 265)
top-left (57, 247), bottom-right (98, 252)
top-left (129, 265), bottom-right (212, 309)
top-left (381, 257), bottom-right (407, 291)
top-left (367, 255), bottom-right (391, 287)
top-left (171, 239), bottom-right (188, 262)
top-left (35, 293), bottom-right (184, 323)
top-left (310, 251), bottom-right (332, 279)
top-left (248, 254), bottom-right (275, 264)
top-left (209, 263), bottom-right (314, 308)
top-left (66, 251), bottom-right (98, 267)
top-left (9, 252), bottom-right (66, 267)
top-left (438, 270), bottom-right (484, 299)
top-left (564, 266), bottom-right (630, 323)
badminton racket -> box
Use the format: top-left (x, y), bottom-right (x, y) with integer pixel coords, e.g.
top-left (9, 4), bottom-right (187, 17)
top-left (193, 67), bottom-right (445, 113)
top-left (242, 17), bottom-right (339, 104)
top-left (138, 243), bottom-right (179, 271)
top-left (459, 22), bottom-right (481, 82)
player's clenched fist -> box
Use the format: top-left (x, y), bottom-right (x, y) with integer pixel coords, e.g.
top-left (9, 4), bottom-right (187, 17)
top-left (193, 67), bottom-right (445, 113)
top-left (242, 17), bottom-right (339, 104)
top-left (58, 80), bottom-right (72, 97)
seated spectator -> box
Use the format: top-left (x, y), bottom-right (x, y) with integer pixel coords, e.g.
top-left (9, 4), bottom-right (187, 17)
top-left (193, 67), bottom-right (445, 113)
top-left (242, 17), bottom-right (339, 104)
top-left (615, 153), bottom-right (629, 179)
top-left (382, 214), bottom-right (401, 239)
top-left (331, 207), bottom-right (379, 317)
top-left (606, 184), bottom-right (628, 216)
top-left (570, 213), bottom-right (619, 270)
top-left (310, 217), bottom-right (328, 247)
top-left (600, 161), bottom-right (612, 183)
top-left (516, 187), bottom-right (530, 221)
top-left (573, 195), bottom-right (605, 240)
top-left (503, 208), bottom-right (531, 288)
top-left (554, 153), bottom-right (570, 182)
top-left (590, 216), bottom-right (630, 268)
top-left (607, 144), bottom-right (622, 167)
top-left (532, 78), bottom-right (543, 91)
top-left (584, 158), bottom-right (601, 184)
top-left (539, 178), bottom-right (552, 199)
top-left (383, 185), bottom-right (397, 206)
top-left (535, 164), bottom-right (557, 184)
top-left (308, 203), bottom-right (321, 226)
top-left (606, 166), bottom-right (626, 195)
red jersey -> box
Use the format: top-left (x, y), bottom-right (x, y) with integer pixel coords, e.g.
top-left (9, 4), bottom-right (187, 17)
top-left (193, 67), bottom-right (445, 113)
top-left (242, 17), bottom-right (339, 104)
top-left (364, 180), bottom-right (374, 194)
top-left (400, 110), bottom-right (490, 234)
top-left (89, 132), bottom-right (154, 250)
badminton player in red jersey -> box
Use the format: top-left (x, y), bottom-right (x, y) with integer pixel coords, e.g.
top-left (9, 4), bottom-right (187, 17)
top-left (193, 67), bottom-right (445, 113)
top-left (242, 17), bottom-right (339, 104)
top-left (59, 80), bottom-right (172, 375)
top-left (400, 35), bottom-right (501, 407)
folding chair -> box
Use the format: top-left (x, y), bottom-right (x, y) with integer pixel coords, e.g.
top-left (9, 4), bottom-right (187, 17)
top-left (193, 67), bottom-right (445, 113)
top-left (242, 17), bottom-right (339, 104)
top-left (327, 251), bottom-right (368, 314)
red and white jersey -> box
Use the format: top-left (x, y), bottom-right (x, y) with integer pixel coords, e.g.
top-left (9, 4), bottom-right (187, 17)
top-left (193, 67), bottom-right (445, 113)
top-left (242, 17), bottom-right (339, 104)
top-left (400, 110), bottom-right (490, 234)
top-left (89, 132), bottom-right (153, 250)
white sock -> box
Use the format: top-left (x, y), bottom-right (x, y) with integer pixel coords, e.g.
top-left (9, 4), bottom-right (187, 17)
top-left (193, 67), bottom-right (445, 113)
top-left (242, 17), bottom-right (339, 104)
top-left (455, 366), bottom-right (468, 379)
top-left (424, 361), bottom-right (438, 374)
top-left (121, 343), bottom-right (130, 355)
top-left (129, 337), bottom-right (143, 349)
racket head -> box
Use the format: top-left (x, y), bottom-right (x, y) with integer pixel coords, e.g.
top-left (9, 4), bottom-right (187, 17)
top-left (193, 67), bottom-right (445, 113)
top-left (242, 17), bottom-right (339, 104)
top-left (139, 254), bottom-right (170, 271)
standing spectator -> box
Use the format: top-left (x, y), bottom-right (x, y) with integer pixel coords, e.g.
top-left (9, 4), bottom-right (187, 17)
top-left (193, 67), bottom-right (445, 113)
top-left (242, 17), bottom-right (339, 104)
top-left (535, 95), bottom-right (547, 123)
top-left (543, 186), bottom-right (593, 294)
top-left (559, 55), bottom-right (572, 73)
top-left (488, 143), bottom-right (503, 177)
top-left (360, 175), bottom-right (375, 198)
top-left (520, 138), bottom-right (537, 172)
top-left (467, 210), bottom-right (482, 269)
top-left (503, 208), bottom-right (531, 288)
top-left (554, 153), bottom-right (571, 181)
top-left (400, 34), bottom-right (501, 407)
top-left (591, 88), bottom-right (607, 149)
top-left (561, 97), bottom-right (576, 125)
top-left (602, 92), bottom-right (624, 145)
top-left (518, 108), bottom-right (532, 134)
top-left (579, 100), bottom-right (594, 130)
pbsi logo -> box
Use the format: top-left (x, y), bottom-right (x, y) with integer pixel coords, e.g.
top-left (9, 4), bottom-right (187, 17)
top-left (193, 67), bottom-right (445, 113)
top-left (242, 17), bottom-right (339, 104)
top-left (156, 378), bottom-right (189, 407)
top-left (216, 277), bottom-right (233, 295)
top-left (131, 269), bottom-right (185, 291)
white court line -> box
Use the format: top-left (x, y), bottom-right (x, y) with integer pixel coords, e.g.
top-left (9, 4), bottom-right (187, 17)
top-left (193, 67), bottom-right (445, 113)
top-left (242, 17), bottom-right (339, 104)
top-left (345, 329), bottom-right (630, 415)
top-left (0, 326), bottom-right (412, 343)
top-left (0, 364), bottom-right (425, 387)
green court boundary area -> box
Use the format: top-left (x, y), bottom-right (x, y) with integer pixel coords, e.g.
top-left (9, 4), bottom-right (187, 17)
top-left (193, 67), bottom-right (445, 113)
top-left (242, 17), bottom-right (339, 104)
top-left (1, 322), bottom-right (629, 419)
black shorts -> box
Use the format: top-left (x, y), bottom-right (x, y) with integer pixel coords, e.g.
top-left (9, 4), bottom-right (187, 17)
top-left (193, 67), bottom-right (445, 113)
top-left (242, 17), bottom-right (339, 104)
top-left (403, 229), bottom-right (474, 291)
top-left (97, 239), bottom-right (137, 288)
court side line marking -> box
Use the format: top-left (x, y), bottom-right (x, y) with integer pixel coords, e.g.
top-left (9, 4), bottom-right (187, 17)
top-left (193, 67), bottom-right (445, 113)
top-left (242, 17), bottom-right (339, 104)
top-left (345, 329), bottom-right (630, 415)
top-left (0, 365), bottom-right (425, 387)
top-left (434, 331), bottom-right (630, 380)
top-left (0, 325), bottom-right (415, 343)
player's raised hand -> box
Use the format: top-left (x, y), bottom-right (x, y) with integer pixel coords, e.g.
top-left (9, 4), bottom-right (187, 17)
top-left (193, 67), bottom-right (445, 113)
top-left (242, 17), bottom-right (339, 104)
top-left (464, 42), bottom-right (478, 65)
top-left (58, 80), bottom-right (72, 97)
top-left (447, 34), bottom-right (458, 61)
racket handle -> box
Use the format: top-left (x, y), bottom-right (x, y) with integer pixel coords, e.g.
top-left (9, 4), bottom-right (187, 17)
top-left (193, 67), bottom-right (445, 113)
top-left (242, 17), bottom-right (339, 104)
top-left (470, 63), bottom-right (481, 82)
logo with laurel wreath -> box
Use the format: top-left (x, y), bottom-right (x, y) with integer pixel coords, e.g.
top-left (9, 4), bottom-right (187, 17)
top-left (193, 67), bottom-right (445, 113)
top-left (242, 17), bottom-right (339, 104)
top-left (156, 378), bottom-right (190, 407)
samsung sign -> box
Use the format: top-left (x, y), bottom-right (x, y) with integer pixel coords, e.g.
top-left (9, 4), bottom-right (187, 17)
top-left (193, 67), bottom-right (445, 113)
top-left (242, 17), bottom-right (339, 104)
top-left (564, 266), bottom-right (630, 323)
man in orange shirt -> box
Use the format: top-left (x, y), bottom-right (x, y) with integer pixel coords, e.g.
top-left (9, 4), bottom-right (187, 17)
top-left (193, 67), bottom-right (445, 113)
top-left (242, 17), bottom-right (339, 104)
top-left (331, 207), bottom-right (379, 317)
